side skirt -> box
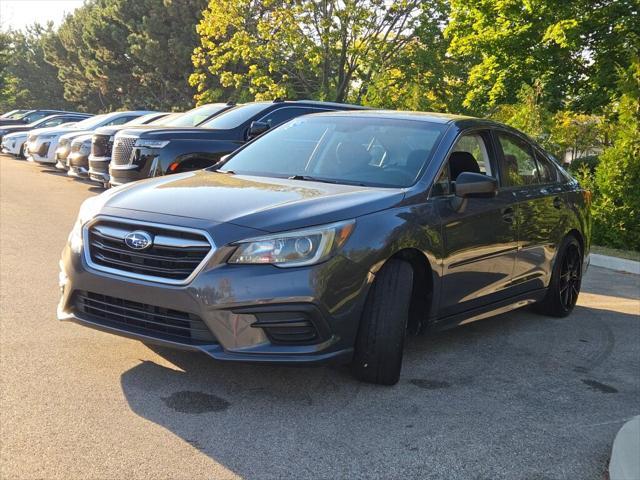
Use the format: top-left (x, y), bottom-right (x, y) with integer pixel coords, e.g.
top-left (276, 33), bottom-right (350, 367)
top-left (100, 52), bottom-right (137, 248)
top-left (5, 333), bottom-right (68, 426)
top-left (428, 288), bottom-right (547, 332)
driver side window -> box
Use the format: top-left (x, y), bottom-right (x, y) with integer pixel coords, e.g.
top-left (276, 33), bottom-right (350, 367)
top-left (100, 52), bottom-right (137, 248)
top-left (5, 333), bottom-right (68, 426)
top-left (432, 132), bottom-right (494, 196)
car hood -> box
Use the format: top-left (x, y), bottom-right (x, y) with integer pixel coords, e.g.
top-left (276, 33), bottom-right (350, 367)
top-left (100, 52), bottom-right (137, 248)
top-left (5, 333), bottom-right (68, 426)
top-left (60, 130), bottom-right (94, 141)
top-left (3, 130), bottom-right (28, 139)
top-left (99, 170), bottom-right (405, 232)
top-left (95, 124), bottom-right (162, 136)
top-left (34, 125), bottom-right (84, 138)
top-left (0, 124), bottom-right (30, 134)
top-left (118, 127), bottom-right (231, 141)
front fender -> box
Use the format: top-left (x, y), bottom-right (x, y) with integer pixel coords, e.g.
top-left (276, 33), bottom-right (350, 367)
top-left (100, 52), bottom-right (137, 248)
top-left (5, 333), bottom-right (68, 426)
top-left (158, 139), bottom-right (244, 174)
top-left (342, 202), bottom-right (443, 319)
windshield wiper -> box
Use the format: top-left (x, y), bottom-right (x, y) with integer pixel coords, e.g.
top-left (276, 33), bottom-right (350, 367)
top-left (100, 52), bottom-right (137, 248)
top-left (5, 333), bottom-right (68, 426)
top-left (288, 174), bottom-right (339, 184)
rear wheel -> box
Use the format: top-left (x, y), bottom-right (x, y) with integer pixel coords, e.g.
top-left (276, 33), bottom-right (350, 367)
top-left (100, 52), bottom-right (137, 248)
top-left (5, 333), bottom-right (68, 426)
top-left (534, 235), bottom-right (582, 317)
top-left (351, 259), bottom-right (413, 385)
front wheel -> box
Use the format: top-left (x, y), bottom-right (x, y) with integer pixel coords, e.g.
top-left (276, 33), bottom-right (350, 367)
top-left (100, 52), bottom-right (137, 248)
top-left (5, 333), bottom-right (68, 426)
top-left (351, 259), bottom-right (413, 385)
top-left (534, 235), bottom-right (582, 317)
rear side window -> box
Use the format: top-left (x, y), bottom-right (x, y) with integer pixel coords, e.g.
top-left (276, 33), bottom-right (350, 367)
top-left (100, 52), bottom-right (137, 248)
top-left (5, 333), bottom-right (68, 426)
top-left (535, 151), bottom-right (559, 184)
top-left (496, 133), bottom-right (539, 187)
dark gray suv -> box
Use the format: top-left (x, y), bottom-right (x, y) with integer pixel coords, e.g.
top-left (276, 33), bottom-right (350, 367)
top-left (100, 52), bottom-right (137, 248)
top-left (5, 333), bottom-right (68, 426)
top-left (58, 111), bottom-right (591, 385)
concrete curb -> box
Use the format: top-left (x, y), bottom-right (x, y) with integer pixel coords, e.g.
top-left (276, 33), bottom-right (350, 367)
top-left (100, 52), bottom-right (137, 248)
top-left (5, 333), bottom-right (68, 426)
top-left (590, 254), bottom-right (640, 275)
top-left (609, 416), bottom-right (640, 480)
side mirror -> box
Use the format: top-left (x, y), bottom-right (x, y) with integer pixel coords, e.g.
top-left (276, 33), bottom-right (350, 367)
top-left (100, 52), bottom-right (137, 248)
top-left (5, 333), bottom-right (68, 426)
top-left (454, 172), bottom-right (497, 198)
top-left (247, 121), bottom-right (269, 139)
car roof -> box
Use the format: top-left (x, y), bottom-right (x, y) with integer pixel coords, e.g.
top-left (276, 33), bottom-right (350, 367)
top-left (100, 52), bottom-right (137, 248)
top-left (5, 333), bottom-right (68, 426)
top-left (306, 109), bottom-right (482, 124)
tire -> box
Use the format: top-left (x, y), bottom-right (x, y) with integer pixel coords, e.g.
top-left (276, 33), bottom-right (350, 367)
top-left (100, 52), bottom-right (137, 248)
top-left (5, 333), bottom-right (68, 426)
top-left (534, 235), bottom-right (582, 317)
top-left (351, 259), bottom-right (413, 385)
top-left (18, 145), bottom-right (24, 159)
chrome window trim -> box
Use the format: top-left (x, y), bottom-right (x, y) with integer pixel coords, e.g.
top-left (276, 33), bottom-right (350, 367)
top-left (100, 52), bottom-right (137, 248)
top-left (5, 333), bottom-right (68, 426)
top-left (82, 215), bottom-right (217, 286)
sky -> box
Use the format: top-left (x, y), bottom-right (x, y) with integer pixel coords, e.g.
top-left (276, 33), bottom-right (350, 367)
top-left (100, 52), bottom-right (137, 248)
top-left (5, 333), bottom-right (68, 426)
top-left (0, 0), bottom-right (83, 31)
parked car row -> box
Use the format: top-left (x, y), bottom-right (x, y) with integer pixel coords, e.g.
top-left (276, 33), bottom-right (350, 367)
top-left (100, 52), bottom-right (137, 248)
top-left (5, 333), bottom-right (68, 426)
top-left (3, 100), bottom-right (367, 188)
top-left (2, 102), bottom-right (591, 385)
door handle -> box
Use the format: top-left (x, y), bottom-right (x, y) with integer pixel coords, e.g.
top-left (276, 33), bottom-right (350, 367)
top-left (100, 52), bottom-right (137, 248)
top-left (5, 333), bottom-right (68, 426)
top-left (502, 207), bottom-right (515, 223)
top-left (553, 196), bottom-right (563, 209)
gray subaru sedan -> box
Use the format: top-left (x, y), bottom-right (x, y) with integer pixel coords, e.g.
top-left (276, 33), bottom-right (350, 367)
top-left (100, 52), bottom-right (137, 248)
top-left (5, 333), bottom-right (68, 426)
top-left (58, 111), bottom-right (591, 385)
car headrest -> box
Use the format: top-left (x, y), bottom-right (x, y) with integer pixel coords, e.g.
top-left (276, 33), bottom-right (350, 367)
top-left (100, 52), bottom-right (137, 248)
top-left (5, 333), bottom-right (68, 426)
top-left (450, 151), bottom-right (481, 180)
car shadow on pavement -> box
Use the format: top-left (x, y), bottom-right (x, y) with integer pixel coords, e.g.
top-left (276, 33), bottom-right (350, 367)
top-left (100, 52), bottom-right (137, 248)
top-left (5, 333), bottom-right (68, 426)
top-left (118, 295), bottom-right (639, 479)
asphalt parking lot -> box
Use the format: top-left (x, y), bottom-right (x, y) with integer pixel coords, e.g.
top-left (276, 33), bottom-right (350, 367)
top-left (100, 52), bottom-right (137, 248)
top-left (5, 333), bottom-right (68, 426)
top-left (1, 155), bottom-right (639, 480)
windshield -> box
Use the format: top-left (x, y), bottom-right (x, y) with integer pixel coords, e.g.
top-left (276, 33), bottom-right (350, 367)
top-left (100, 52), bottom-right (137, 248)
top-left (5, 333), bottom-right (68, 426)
top-left (163, 104), bottom-right (227, 127)
top-left (124, 113), bottom-right (164, 126)
top-left (71, 114), bottom-right (107, 130)
top-left (221, 116), bottom-right (446, 188)
top-left (150, 112), bottom-right (180, 125)
top-left (200, 103), bottom-right (269, 130)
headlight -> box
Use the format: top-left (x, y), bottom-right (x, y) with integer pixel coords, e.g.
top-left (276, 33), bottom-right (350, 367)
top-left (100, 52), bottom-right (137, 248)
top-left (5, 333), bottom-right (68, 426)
top-left (79, 142), bottom-right (90, 154)
top-left (68, 196), bottom-right (103, 252)
top-left (228, 220), bottom-right (355, 267)
top-left (39, 134), bottom-right (57, 141)
top-left (134, 139), bottom-right (169, 149)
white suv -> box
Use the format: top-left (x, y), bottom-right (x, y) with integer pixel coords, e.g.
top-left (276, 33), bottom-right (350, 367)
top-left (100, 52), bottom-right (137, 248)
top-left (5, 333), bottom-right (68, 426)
top-left (27, 111), bottom-right (154, 166)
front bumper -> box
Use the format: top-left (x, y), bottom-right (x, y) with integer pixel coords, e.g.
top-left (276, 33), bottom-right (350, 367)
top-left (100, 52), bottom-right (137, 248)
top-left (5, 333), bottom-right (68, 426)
top-left (68, 152), bottom-right (90, 178)
top-left (109, 164), bottom-right (144, 186)
top-left (1, 137), bottom-right (23, 155)
top-left (30, 139), bottom-right (57, 164)
top-left (88, 155), bottom-right (111, 184)
top-left (57, 226), bottom-right (370, 365)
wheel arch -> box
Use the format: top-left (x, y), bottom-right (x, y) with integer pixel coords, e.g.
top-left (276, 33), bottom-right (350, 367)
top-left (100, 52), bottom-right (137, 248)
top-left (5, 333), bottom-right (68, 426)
top-left (388, 248), bottom-right (437, 334)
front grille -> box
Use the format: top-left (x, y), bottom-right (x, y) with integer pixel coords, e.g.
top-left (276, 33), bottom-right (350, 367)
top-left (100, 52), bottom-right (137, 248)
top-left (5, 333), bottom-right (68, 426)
top-left (75, 291), bottom-right (216, 344)
top-left (86, 219), bottom-right (213, 282)
top-left (57, 138), bottom-right (71, 160)
top-left (92, 134), bottom-right (112, 157)
top-left (112, 136), bottom-right (136, 165)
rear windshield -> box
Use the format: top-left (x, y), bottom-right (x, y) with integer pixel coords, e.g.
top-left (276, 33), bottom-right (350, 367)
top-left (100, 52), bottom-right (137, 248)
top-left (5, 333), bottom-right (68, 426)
top-left (200, 103), bottom-right (269, 130)
top-left (221, 116), bottom-right (446, 188)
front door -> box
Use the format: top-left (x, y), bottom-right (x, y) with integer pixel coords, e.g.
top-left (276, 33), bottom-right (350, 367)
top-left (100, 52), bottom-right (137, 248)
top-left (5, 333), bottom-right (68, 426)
top-left (435, 131), bottom-right (518, 318)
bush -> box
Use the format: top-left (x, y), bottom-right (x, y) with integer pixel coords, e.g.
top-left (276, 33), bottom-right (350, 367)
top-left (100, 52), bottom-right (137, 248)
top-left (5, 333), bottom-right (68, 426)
top-left (591, 73), bottom-right (640, 251)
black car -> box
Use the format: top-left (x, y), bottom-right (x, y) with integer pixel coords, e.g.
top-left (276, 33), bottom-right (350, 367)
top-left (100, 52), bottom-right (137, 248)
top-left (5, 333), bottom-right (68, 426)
top-left (108, 100), bottom-right (367, 186)
top-left (0, 109), bottom-right (84, 126)
top-left (0, 113), bottom-right (91, 142)
top-left (90, 104), bottom-right (234, 187)
top-left (67, 112), bottom-right (171, 180)
top-left (59, 110), bottom-right (590, 385)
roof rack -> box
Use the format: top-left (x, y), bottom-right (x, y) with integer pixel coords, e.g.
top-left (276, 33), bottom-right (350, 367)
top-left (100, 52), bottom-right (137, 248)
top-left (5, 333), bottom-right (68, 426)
top-left (272, 98), bottom-right (284, 103)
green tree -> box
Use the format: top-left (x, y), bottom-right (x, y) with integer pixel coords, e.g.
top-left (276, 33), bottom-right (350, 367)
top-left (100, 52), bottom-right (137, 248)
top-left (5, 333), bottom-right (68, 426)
top-left (191, 0), bottom-right (422, 104)
top-left (1, 25), bottom-right (72, 111)
top-left (44, 0), bottom-right (205, 112)
top-left (363, 0), bottom-right (468, 113)
top-left (445, 0), bottom-right (640, 114)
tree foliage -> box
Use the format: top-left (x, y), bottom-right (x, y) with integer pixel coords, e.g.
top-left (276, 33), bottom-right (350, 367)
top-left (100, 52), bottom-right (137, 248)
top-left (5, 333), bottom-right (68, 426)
top-left (191, 0), bottom-right (422, 103)
top-left (445, 0), bottom-right (640, 114)
top-left (42, 0), bottom-right (207, 112)
top-left (0, 24), bottom-right (71, 111)
top-left (591, 58), bottom-right (640, 250)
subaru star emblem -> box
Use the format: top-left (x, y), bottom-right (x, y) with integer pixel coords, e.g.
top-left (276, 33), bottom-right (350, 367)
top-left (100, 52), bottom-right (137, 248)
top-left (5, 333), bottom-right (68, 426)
top-left (124, 230), bottom-right (153, 250)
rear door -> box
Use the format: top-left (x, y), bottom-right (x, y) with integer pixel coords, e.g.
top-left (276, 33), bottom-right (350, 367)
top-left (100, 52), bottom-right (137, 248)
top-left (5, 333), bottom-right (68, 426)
top-left (436, 130), bottom-right (518, 318)
top-left (494, 131), bottom-right (565, 292)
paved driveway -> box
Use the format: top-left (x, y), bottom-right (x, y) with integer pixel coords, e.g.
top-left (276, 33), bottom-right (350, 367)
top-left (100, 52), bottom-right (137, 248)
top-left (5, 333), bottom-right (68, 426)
top-left (1, 156), bottom-right (638, 479)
